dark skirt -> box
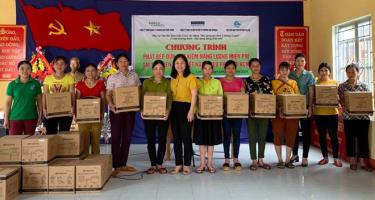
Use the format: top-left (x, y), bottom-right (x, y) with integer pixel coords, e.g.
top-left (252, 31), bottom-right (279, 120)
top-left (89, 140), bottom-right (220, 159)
top-left (193, 118), bottom-right (223, 145)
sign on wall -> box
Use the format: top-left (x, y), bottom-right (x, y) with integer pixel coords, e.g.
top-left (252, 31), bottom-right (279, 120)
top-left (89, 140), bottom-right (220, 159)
top-left (274, 26), bottom-right (309, 74)
top-left (0, 25), bottom-right (26, 81)
top-left (132, 15), bottom-right (259, 77)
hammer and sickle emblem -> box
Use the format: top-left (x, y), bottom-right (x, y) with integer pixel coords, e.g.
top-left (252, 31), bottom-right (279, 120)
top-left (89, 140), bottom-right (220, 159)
top-left (48, 20), bottom-right (67, 35)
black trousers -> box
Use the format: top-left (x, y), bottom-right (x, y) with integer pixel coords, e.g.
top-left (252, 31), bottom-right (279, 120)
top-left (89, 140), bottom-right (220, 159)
top-left (315, 115), bottom-right (339, 158)
top-left (45, 116), bottom-right (73, 134)
top-left (171, 101), bottom-right (193, 166)
top-left (293, 117), bottom-right (311, 158)
top-left (343, 120), bottom-right (370, 158)
top-left (143, 119), bottom-right (169, 166)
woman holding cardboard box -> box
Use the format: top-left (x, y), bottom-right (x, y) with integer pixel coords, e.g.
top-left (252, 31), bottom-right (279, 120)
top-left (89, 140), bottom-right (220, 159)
top-left (244, 58), bottom-right (273, 170)
top-left (338, 63), bottom-right (372, 172)
top-left (43, 56), bottom-right (75, 134)
top-left (194, 61), bottom-right (223, 174)
top-left (313, 63), bottom-right (342, 167)
top-left (220, 60), bottom-right (245, 171)
top-left (3, 60), bottom-right (43, 135)
top-left (141, 60), bottom-right (172, 175)
top-left (271, 61), bottom-right (300, 169)
top-left (106, 53), bottom-right (141, 177)
top-left (75, 63), bottom-right (106, 156)
top-left (170, 54), bottom-right (198, 175)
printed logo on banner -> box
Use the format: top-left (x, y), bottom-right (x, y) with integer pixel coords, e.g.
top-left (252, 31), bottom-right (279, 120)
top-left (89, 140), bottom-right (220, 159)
top-left (233, 21), bottom-right (241, 28)
top-left (191, 21), bottom-right (205, 27)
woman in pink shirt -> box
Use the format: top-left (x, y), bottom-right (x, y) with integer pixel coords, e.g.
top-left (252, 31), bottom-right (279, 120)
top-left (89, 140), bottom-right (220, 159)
top-left (220, 60), bottom-right (245, 171)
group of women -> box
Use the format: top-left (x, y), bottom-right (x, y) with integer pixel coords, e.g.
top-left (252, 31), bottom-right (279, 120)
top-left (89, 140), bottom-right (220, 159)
top-left (3, 53), bottom-right (373, 177)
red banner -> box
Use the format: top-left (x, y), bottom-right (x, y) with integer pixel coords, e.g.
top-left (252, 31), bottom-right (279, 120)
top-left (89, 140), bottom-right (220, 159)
top-left (0, 25), bottom-right (26, 81)
top-left (274, 26), bottom-right (309, 75)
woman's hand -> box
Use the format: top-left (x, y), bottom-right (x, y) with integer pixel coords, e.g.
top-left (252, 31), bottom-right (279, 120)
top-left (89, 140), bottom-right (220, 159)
top-left (3, 118), bottom-right (9, 129)
top-left (109, 103), bottom-right (117, 113)
top-left (187, 111), bottom-right (194, 122)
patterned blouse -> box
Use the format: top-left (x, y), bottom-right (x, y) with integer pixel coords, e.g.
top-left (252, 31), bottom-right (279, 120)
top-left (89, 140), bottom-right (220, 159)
top-left (338, 80), bottom-right (370, 120)
top-left (244, 76), bottom-right (273, 94)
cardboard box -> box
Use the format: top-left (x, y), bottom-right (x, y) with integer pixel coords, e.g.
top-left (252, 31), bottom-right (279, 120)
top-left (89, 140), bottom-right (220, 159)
top-left (45, 92), bottom-right (72, 119)
top-left (224, 92), bottom-right (249, 118)
top-left (76, 98), bottom-right (101, 124)
top-left (48, 159), bottom-right (78, 192)
top-left (0, 135), bottom-right (30, 165)
top-left (75, 155), bottom-right (112, 191)
top-left (56, 132), bottom-right (84, 158)
top-left (277, 94), bottom-right (307, 118)
top-left (142, 92), bottom-right (167, 118)
top-left (0, 167), bottom-right (20, 200)
top-left (198, 95), bottom-right (223, 118)
top-left (315, 85), bottom-right (338, 107)
top-left (22, 164), bottom-right (49, 192)
top-left (344, 91), bottom-right (373, 114)
top-left (250, 94), bottom-right (276, 118)
top-left (22, 135), bottom-right (57, 164)
top-left (114, 86), bottom-right (140, 112)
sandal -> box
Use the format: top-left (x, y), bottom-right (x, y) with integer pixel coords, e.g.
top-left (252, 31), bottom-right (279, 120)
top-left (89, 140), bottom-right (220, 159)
top-left (120, 165), bottom-right (137, 172)
top-left (360, 165), bottom-right (373, 172)
top-left (183, 166), bottom-right (191, 175)
top-left (350, 164), bottom-right (357, 170)
top-left (258, 162), bottom-right (271, 170)
top-left (276, 162), bottom-right (285, 169)
top-left (250, 164), bottom-right (258, 171)
top-left (234, 162), bottom-right (242, 171)
top-left (318, 158), bottom-right (329, 165)
top-left (158, 166), bottom-right (168, 174)
top-left (301, 159), bottom-right (308, 167)
top-left (208, 166), bottom-right (216, 174)
top-left (333, 159), bottom-right (342, 168)
top-left (171, 166), bottom-right (183, 174)
top-left (223, 163), bottom-right (230, 171)
top-left (195, 167), bottom-right (205, 174)
top-left (285, 162), bottom-right (295, 169)
top-left (290, 155), bottom-right (299, 163)
top-left (111, 168), bottom-right (120, 177)
top-left (147, 167), bottom-right (157, 175)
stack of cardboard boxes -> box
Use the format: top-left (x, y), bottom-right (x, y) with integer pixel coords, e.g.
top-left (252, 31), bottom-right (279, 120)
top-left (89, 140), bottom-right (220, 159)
top-left (0, 133), bottom-right (112, 198)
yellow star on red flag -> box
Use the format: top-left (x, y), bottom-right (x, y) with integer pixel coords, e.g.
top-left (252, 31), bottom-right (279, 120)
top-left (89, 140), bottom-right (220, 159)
top-left (84, 21), bottom-right (101, 36)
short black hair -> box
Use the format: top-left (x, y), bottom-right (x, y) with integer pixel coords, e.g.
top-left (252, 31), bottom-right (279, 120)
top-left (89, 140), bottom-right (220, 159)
top-left (224, 60), bottom-right (236, 69)
top-left (248, 58), bottom-right (261, 67)
top-left (318, 62), bottom-right (331, 72)
top-left (294, 53), bottom-right (305, 61)
top-left (85, 63), bottom-right (97, 71)
top-left (53, 56), bottom-right (67, 64)
top-left (17, 60), bottom-right (32, 70)
top-left (152, 60), bottom-right (165, 69)
top-left (279, 61), bottom-right (290, 70)
top-left (170, 54), bottom-right (191, 78)
top-left (346, 63), bottom-right (359, 72)
top-left (201, 60), bottom-right (213, 70)
top-left (116, 53), bottom-right (130, 65)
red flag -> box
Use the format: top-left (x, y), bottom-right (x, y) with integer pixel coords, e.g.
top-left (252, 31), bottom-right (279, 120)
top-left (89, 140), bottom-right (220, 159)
top-left (20, 1), bottom-right (130, 51)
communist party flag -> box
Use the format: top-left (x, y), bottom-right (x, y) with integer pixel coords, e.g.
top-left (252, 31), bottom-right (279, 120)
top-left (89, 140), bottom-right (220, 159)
top-left (20, 1), bottom-right (130, 51)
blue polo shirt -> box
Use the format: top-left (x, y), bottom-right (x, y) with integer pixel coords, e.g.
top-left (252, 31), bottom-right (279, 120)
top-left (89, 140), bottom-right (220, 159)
top-left (289, 69), bottom-right (315, 105)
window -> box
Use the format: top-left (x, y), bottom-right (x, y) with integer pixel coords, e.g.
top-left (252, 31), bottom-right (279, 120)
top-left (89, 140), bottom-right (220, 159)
top-left (333, 16), bottom-right (373, 91)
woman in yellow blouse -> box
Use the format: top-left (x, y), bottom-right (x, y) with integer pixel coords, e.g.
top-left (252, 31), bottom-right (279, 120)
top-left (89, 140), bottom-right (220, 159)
top-left (271, 61), bottom-right (300, 169)
top-left (170, 54), bottom-right (198, 175)
top-left (194, 61), bottom-right (223, 174)
top-left (43, 56), bottom-right (75, 134)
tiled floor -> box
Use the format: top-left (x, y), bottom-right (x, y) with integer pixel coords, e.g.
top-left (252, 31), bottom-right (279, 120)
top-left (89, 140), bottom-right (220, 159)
top-left (18, 143), bottom-right (375, 200)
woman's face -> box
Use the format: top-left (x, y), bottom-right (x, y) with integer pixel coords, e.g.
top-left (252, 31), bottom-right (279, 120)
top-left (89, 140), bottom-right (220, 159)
top-left (18, 63), bottom-right (31, 79)
top-left (117, 56), bottom-right (129, 71)
top-left (174, 57), bottom-right (186, 74)
top-left (54, 59), bottom-right (67, 74)
top-left (225, 64), bottom-right (236, 77)
top-left (279, 67), bottom-right (290, 78)
top-left (319, 67), bottom-right (330, 79)
top-left (250, 61), bottom-right (261, 75)
top-left (153, 63), bottom-right (165, 79)
top-left (70, 59), bottom-right (79, 71)
top-left (346, 67), bottom-right (358, 80)
top-left (202, 64), bottom-right (213, 78)
top-left (295, 57), bottom-right (306, 70)
top-left (84, 66), bottom-right (97, 80)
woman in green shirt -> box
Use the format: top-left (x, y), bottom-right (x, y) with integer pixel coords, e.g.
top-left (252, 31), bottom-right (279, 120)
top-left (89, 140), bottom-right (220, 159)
top-left (3, 60), bottom-right (42, 135)
top-left (141, 60), bottom-right (172, 174)
top-left (194, 61), bottom-right (223, 173)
